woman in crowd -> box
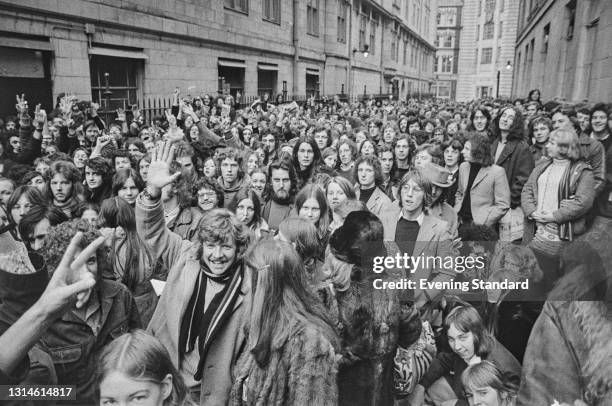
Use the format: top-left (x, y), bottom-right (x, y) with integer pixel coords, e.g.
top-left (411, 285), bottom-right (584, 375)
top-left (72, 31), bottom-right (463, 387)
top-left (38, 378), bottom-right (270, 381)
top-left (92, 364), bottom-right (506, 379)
top-left (462, 361), bottom-right (519, 406)
top-left (23, 170), bottom-right (46, 192)
top-left (455, 132), bottom-right (510, 228)
top-left (231, 188), bottom-right (269, 239)
top-left (295, 183), bottom-right (330, 248)
top-left (359, 138), bottom-right (378, 158)
top-left (528, 115), bottom-right (553, 163)
top-left (230, 239), bottom-right (339, 405)
top-left (412, 305), bottom-right (521, 406)
top-left (326, 176), bottom-right (356, 233)
top-left (378, 144), bottom-right (398, 200)
top-left (6, 185), bottom-right (46, 230)
top-left (97, 330), bottom-right (195, 406)
top-left (99, 196), bottom-right (158, 325)
top-left (490, 105), bottom-right (535, 213)
top-left (195, 177), bottom-right (223, 214)
top-left (72, 147), bottom-right (88, 175)
top-left (45, 160), bottom-right (84, 219)
top-left (521, 128), bottom-right (595, 288)
top-left (468, 106), bottom-right (492, 135)
top-left (243, 151), bottom-right (260, 176)
top-left (354, 155), bottom-right (392, 220)
top-left (442, 138), bottom-right (463, 207)
top-left (293, 136), bottom-right (323, 189)
top-left (112, 168), bottom-right (145, 207)
top-left (84, 156), bottom-right (113, 206)
top-left (202, 156), bottom-right (218, 181)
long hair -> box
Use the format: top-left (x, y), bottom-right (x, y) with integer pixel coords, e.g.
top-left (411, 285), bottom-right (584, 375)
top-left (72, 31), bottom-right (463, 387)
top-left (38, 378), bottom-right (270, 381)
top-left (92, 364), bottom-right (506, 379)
top-left (324, 176), bottom-right (356, 200)
top-left (84, 157), bottom-right (113, 202)
top-left (292, 136), bottom-right (322, 186)
top-left (195, 209), bottom-right (251, 262)
top-left (444, 305), bottom-right (494, 358)
top-left (99, 197), bottom-right (154, 291)
top-left (96, 330), bottom-right (194, 406)
top-left (230, 188), bottom-right (263, 228)
top-left (468, 106), bottom-right (492, 132)
top-left (6, 186), bottom-right (46, 225)
top-left (461, 361), bottom-right (519, 405)
top-left (466, 132), bottom-right (494, 167)
top-left (492, 105), bottom-right (525, 141)
top-left (267, 159), bottom-right (298, 201)
top-left (398, 169), bottom-right (433, 209)
top-left (245, 239), bottom-right (338, 367)
top-left (295, 183), bottom-right (330, 239)
top-left (112, 168), bottom-right (145, 196)
top-left (45, 160), bottom-right (84, 202)
top-left (549, 127), bottom-right (582, 161)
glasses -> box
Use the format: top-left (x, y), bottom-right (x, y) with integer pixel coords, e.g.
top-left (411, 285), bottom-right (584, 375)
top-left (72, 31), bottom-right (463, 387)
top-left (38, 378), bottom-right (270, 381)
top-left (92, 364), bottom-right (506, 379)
top-left (401, 185), bottom-right (423, 194)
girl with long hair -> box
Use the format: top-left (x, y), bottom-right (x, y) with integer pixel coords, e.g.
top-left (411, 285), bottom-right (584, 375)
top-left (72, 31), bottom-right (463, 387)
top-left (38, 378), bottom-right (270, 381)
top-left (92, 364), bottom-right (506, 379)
top-left (292, 136), bottom-right (323, 189)
top-left (97, 330), bottom-right (195, 406)
top-left (6, 185), bottom-right (46, 228)
top-left (84, 156), bottom-right (113, 205)
top-left (230, 189), bottom-right (269, 239)
top-left (295, 183), bottom-right (330, 248)
top-left (99, 196), bottom-right (158, 325)
top-left (112, 168), bottom-right (145, 207)
top-left (230, 239), bottom-right (339, 405)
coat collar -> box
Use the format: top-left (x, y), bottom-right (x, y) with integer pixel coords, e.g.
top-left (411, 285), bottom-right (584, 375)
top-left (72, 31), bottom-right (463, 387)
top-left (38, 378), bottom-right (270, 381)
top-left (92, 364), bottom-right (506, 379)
top-left (413, 214), bottom-right (442, 257)
top-left (493, 138), bottom-right (518, 165)
top-left (471, 165), bottom-right (489, 189)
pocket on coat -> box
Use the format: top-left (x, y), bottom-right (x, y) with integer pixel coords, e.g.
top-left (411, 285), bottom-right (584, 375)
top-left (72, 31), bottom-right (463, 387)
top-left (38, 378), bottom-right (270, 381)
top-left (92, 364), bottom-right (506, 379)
top-left (48, 343), bottom-right (82, 364)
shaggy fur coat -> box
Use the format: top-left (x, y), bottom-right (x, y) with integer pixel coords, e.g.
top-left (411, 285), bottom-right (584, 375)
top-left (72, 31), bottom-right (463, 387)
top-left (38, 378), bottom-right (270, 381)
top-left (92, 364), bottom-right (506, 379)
top-left (322, 246), bottom-right (419, 406)
top-left (229, 324), bottom-right (338, 405)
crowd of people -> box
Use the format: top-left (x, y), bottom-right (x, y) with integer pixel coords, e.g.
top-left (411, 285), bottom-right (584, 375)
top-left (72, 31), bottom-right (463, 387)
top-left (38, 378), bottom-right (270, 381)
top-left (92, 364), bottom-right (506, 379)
top-left (0, 87), bottom-right (611, 406)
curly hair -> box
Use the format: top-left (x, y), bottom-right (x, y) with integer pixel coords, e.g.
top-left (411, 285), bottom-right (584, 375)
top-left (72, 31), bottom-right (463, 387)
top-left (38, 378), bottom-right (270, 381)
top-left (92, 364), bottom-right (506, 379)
top-left (492, 105), bottom-right (525, 141)
top-left (195, 208), bottom-right (251, 262)
top-left (39, 218), bottom-right (111, 279)
top-left (466, 132), bottom-right (494, 166)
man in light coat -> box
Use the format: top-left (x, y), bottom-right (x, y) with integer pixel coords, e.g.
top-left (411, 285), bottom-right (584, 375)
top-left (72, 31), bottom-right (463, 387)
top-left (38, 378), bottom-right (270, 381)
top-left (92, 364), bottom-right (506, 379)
top-left (136, 142), bottom-right (252, 405)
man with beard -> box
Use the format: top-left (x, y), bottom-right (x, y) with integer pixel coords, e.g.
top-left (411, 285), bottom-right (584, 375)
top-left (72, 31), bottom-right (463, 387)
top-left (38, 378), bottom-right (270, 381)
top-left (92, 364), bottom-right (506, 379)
top-left (136, 141), bottom-right (252, 405)
top-left (261, 131), bottom-right (279, 165)
top-left (216, 148), bottom-right (250, 208)
top-left (262, 160), bottom-right (297, 232)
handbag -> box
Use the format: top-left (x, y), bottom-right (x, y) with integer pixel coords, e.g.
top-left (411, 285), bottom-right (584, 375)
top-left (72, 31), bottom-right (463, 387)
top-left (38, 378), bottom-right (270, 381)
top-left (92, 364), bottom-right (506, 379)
top-left (394, 321), bottom-right (436, 397)
top-left (499, 206), bottom-right (524, 242)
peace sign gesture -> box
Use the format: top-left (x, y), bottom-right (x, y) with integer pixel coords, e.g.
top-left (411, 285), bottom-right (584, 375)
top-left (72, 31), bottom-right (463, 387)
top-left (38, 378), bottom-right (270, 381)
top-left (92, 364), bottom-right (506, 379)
top-left (60, 96), bottom-right (73, 119)
top-left (116, 108), bottom-right (126, 122)
top-left (34, 104), bottom-right (47, 127)
top-left (42, 232), bottom-right (103, 312)
top-left (165, 109), bottom-right (177, 129)
top-left (15, 94), bottom-right (28, 114)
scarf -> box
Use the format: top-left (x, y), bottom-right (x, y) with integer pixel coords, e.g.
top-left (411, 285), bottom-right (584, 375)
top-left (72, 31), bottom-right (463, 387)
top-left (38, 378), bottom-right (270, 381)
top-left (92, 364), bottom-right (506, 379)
top-left (178, 260), bottom-right (244, 379)
top-left (53, 196), bottom-right (79, 219)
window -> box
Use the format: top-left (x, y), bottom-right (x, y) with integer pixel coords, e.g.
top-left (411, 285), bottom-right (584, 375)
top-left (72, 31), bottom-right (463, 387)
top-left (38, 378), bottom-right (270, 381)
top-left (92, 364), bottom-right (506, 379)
top-left (262, 0), bottom-right (280, 23)
top-left (485, 0), bottom-right (496, 14)
top-left (496, 46), bottom-right (501, 63)
top-left (475, 48), bottom-right (479, 65)
top-left (500, 0), bottom-right (505, 11)
top-left (90, 55), bottom-right (141, 111)
top-left (337, 0), bottom-right (347, 43)
top-left (224, 0), bottom-right (248, 14)
top-left (438, 8), bottom-right (457, 26)
top-left (391, 33), bottom-right (396, 61)
top-left (434, 33), bottom-right (440, 47)
top-left (440, 55), bottom-right (453, 73)
top-left (478, 0), bottom-right (482, 16)
top-left (257, 69), bottom-right (277, 97)
top-left (403, 40), bottom-right (408, 65)
top-left (370, 19), bottom-right (377, 55)
top-left (481, 47), bottom-right (492, 64)
top-left (476, 24), bottom-right (480, 41)
top-left (443, 32), bottom-right (455, 48)
top-left (498, 21), bottom-right (503, 38)
top-left (483, 22), bottom-right (494, 39)
top-left (566, 0), bottom-right (576, 39)
top-left (307, 0), bottom-right (319, 36)
top-left (542, 23), bottom-right (550, 53)
top-left (436, 12), bottom-right (441, 25)
top-left (359, 14), bottom-right (367, 50)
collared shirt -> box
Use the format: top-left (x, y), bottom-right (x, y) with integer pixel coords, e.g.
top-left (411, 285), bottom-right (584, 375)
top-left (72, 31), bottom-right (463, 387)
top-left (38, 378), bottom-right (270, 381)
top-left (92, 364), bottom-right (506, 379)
top-left (495, 140), bottom-right (507, 163)
top-left (398, 210), bottom-right (425, 225)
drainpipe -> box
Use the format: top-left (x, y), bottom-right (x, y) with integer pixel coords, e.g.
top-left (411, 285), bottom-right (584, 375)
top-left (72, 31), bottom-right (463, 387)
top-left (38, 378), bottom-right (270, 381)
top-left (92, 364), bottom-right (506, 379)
top-left (292, 0), bottom-right (300, 96)
top-left (347, 1), bottom-right (353, 100)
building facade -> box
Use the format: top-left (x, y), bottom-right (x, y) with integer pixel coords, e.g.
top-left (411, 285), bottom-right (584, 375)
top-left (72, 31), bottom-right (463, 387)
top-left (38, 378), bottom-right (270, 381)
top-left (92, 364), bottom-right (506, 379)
top-left (512, 0), bottom-right (612, 103)
top-left (454, 0), bottom-right (519, 101)
top-left (433, 0), bottom-right (463, 100)
top-left (0, 0), bottom-right (436, 118)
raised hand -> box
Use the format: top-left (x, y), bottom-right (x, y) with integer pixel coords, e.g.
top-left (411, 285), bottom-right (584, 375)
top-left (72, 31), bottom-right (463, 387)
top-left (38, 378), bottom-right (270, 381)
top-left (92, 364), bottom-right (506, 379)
top-left (41, 232), bottom-right (102, 312)
top-left (15, 94), bottom-right (28, 114)
top-left (131, 104), bottom-right (141, 120)
top-left (165, 109), bottom-right (177, 129)
top-left (95, 134), bottom-right (112, 149)
top-left (146, 141), bottom-right (181, 194)
top-left (116, 108), bottom-right (126, 122)
top-left (60, 96), bottom-right (73, 119)
top-left (34, 104), bottom-right (47, 127)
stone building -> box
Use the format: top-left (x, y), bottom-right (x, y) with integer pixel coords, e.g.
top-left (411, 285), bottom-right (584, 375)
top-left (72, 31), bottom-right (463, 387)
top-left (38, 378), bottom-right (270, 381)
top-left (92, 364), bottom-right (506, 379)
top-left (512, 0), bottom-right (612, 103)
top-left (0, 0), bottom-right (436, 117)
top-left (432, 0), bottom-right (463, 100)
top-left (454, 0), bottom-right (519, 101)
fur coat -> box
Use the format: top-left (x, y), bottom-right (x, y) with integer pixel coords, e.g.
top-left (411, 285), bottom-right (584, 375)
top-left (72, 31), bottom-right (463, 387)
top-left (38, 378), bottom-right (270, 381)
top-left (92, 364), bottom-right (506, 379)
top-left (321, 243), bottom-right (419, 406)
top-left (229, 324), bottom-right (338, 405)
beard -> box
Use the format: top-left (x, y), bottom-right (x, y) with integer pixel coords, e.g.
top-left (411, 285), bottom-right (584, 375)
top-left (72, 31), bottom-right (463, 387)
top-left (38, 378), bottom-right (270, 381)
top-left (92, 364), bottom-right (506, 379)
top-left (271, 188), bottom-right (291, 205)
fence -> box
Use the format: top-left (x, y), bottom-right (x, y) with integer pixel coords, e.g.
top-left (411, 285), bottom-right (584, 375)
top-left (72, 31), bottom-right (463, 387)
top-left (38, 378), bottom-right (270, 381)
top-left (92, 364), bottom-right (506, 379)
top-left (96, 91), bottom-right (436, 124)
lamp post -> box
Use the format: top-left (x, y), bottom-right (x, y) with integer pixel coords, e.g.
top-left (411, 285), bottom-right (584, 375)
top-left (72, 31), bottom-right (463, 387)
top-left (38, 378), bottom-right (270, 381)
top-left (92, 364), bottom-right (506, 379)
top-left (496, 60), bottom-right (513, 98)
